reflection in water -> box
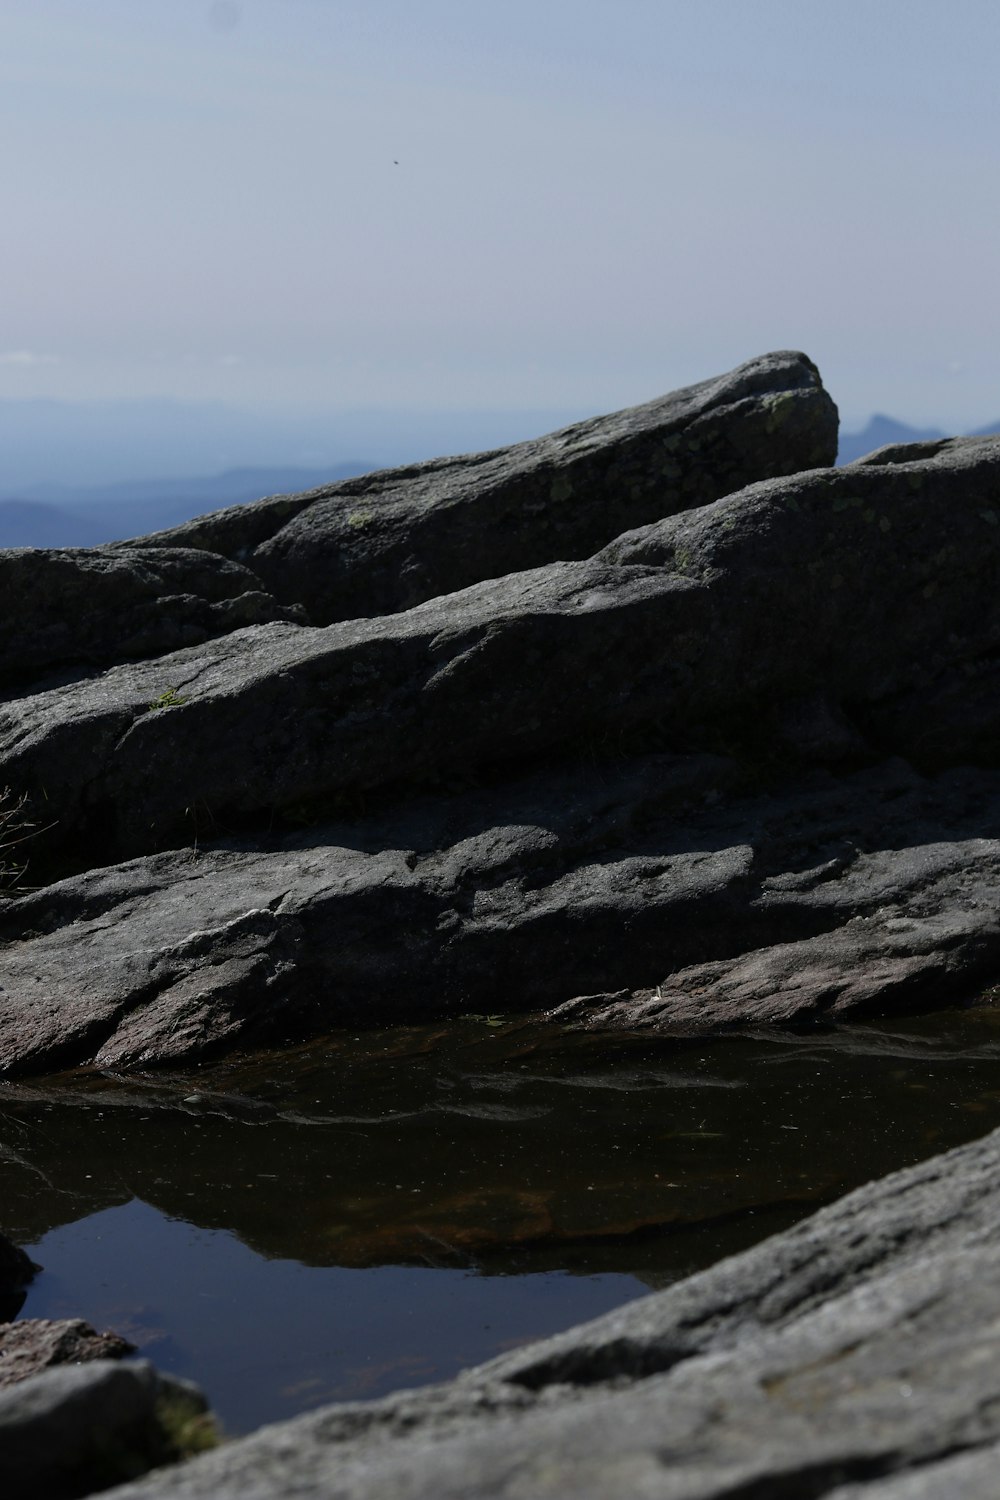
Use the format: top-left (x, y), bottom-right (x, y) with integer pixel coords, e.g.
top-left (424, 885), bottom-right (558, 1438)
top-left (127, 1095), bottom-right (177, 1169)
top-left (5, 1006), bottom-right (1000, 1430)
top-left (23, 1199), bottom-right (641, 1433)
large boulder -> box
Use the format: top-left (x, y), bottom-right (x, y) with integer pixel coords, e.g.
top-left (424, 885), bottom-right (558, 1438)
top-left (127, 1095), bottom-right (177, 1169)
top-left (2, 433), bottom-right (998, 875)
top-left (93, 1124), bottom-right (1000, 1500)
top-left (121, 350), bottom-right (837, 622)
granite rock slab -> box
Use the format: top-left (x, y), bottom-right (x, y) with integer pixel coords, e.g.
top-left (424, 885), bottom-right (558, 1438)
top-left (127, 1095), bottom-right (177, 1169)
top-left (3, 433), bottom-right (999, 874)
top-left (123, 350), bottom-right (837, 623)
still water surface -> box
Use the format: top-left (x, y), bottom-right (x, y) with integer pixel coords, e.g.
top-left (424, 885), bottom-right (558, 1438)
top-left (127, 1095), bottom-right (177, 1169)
top-left (5, 1006), bottom-right (1000, 1432)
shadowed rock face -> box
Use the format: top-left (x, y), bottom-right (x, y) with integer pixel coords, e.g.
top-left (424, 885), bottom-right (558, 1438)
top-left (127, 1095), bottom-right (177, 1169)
top-left (0, 1360), bottom-right (212, 1500)
top-left (0, 548), bottom-right (303, 691)
top-left (2, 758), bottom-right (1000, 1075)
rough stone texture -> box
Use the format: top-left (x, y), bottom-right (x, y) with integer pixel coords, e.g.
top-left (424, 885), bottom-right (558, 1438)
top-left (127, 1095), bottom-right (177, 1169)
top-left (95, 1124), bottom-right (1000, 1500)
top-left (0, 546), bottom-right (302, 689)
top-left (121, 350), bottom-right (837, 623)
top-left (0, 1359), bottom-right (211, 1500)
top-left (0, 1319), bottom-right (134, 1387)
top-left (3, 431), bottom-right (1000, 876)
top-left (1, 756), bottom-right (999, 1075)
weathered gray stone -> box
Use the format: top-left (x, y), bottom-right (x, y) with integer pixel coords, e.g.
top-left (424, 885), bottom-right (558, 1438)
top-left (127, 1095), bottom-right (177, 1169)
top-left (1, 757), bottom-right (998, 1075)
top-left (93, 1124), bottom-right (1000, 1499)
top-left (552, 893), bottom-right (1000, 1032)
top-left (0, 1359), bottom-right (212, 1500)
top-left (4, 432), bottom-right (1000, 876)
top-left (0, 1319), bottom-right (133, 1387)
top-left (122, 350), bottom-right (837, 622)
top-left (0, 546), bottom-right (301, 689)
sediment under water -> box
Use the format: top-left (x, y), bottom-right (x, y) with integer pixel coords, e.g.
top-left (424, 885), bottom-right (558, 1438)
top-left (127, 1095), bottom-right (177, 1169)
top-left (4, 1005), bottom-right (1000, 1432)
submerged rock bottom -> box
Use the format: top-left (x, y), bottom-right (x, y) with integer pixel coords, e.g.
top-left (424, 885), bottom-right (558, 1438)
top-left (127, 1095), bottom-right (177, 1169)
top-left (76, 1120), bottom-right (1000, 1500)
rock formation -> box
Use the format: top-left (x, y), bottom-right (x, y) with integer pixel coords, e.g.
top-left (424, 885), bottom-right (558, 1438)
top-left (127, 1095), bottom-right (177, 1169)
top-left (120, 349), bottom-right (836, 622)
top-left (0, 353), bottom-right (998, 1073)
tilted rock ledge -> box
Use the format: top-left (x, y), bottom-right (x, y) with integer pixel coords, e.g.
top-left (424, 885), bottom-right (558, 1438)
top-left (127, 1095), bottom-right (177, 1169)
top-left (0, 350), bottom-right (834, 689)
top-left (119, 349), bottom-right (836, 623)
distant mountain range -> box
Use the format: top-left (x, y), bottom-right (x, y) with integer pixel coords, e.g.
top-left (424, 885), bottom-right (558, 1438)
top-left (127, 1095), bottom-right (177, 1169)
top-left (837, 414), bottom-right (1000, 464)
top-left (0, 464), bottom-right (375, 549)
top-left (2, 412), bottom-right (999, 551)
top-left (0, 395), bottom-right (582, 549)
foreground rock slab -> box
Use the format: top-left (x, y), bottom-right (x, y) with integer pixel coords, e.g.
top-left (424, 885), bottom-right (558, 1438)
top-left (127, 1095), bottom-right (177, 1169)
top-left (103, 1123), bottom-right (1000, 1499)
top-left (126, 350), bottom-right (837, 623)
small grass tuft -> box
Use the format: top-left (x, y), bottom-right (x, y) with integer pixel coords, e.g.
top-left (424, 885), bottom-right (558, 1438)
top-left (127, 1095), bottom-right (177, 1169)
top-left (148, 687), bottom-right (188, 711)
top-left (154, 1389), bottom-right (222, 1460)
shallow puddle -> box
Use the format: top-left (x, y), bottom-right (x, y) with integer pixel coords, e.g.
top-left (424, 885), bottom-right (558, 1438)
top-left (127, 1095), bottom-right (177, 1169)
top-left (5, 1006), bottom-right (1000, 1432)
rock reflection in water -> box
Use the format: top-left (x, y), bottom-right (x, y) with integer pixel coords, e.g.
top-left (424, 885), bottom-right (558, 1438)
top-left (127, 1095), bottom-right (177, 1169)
top-left (5, 1007), bottom-right (1000, 1427)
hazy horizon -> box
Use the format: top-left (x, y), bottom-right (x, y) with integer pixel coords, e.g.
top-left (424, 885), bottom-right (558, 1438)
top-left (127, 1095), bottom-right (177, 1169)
top-left (3, 0), bottom-right (1000, 438)
top-left (0, 388), bottom-right (995, 495)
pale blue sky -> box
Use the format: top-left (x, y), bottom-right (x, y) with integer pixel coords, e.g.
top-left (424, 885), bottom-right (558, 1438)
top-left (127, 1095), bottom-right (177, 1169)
top-left (3, 0), bottom-right (1000, 428)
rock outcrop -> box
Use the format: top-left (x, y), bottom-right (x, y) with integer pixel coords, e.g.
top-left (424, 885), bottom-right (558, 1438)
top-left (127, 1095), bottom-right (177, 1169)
top-left (3, 434), bottom-right (999, 872)
top-left (120, 350), bottom-right (837, 622)
top-left (0, 351), bottom-right (832, 692)
top-left (94, 1122), bottom-right (1000, 1500)
top-left (4, 351), bottom-right (1000, 1497)
top-left (0, 356), bottom-right (999, 1075)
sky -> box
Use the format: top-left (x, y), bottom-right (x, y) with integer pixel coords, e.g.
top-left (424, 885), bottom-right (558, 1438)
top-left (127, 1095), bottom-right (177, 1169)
top-left (3, 0), bottom-right (1000, 435)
